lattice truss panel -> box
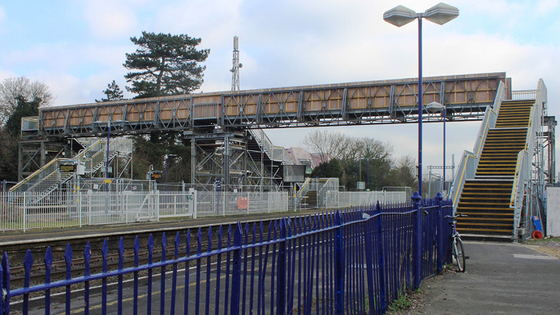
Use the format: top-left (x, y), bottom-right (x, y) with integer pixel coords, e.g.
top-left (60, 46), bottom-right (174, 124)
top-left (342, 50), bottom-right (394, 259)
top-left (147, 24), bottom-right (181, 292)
top-left (36, 73), bottom-right (507, 138)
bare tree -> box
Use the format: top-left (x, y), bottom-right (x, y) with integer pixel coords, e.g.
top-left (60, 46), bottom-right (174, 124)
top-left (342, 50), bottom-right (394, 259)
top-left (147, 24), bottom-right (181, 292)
top-left (0, 77), bottom-right (54, 125)
top-left (302, 129), bottom-right (352, 163)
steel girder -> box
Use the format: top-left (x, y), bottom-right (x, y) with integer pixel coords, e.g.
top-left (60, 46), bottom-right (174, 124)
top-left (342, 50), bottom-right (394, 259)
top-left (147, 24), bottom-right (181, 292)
top-left (36, 72), bottom-right (507, 139)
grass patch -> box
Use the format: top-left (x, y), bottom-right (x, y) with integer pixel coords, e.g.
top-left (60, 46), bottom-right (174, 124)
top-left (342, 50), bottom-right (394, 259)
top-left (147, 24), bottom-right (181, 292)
top-left (388, 289), bottom-right (423, 312)
top-left (527, 236), bottom-right (560, 244)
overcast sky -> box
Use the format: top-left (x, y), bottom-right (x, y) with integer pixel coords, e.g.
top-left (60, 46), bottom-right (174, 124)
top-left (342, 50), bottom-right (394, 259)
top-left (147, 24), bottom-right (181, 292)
top-left (0, 0), bottom-right (559, 182)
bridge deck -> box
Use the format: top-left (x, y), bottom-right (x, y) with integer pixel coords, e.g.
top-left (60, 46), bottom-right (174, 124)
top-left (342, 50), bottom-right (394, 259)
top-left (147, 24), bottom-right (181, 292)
top-left (35, 72), bottom-right (509, 138)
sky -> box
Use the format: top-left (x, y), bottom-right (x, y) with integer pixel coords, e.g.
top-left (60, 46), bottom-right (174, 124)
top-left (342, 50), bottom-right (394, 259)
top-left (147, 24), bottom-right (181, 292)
top-left (0, 0), bottom-right (559, 183)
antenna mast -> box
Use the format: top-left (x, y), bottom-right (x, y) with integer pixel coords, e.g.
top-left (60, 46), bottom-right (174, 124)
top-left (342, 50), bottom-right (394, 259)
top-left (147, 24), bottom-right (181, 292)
top-left (230, 36), bottom-right (242, 91)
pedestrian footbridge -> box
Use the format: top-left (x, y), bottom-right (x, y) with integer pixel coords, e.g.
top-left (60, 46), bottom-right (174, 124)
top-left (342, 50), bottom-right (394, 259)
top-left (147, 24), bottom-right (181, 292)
top-left (451, 79), bottom-right (554, 241)
top-left (14, 72), bottom-right (555, 241)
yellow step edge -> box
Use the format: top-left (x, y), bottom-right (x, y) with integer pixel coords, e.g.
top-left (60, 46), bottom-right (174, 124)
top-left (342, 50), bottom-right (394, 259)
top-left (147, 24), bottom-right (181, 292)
top-left (458, 222), bottom-right (512, 227)
top-left (456, 210), bottom-right (513, 215)
top-left (456, 217), bottom-right (513, 222)
top-left (457, 227), bottom-right (513, 233)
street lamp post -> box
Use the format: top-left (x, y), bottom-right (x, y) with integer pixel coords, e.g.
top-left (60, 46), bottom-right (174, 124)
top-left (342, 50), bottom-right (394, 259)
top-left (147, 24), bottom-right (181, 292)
top-left (384, 3), bottom-right (459, 198)
top-left (427, 101), bottom-right (447, 195)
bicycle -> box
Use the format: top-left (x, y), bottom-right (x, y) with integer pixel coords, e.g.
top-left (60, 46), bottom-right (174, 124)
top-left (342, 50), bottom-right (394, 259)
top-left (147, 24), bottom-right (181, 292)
top-left (445, 214), bottom-right (466, 272)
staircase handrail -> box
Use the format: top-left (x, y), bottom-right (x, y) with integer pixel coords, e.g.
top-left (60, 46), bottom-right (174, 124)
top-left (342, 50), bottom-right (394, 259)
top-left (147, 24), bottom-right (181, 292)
top-left (9, 158), bottom-right (59, 193)
top-left (296, 177), bottom-right (312, 204)
top-left (10, 158), bottom-right (76, 195)
top-left (249, 129), bottom-right (274, 160)
top-left (510, 149), bottom-right (530, 236)
top-left (108, 137), bottom-right (133, 156)
top-left (9, 137), bottom-right (124, 194)
top-left (509, 79), bottom-right (546, 237)
top-left (450, 80), bottom-right (507, 210)
top-left (317, 178), bottom-right (339, 208)
top-left (510, 149), bottom-right (530, 208)
top-left (450, 151), bottom-right (477, 211)
top-left (511, 89), bottom-right (538, 101)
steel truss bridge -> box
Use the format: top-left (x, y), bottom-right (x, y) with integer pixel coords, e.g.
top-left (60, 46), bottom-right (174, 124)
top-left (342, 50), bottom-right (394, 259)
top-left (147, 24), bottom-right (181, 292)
top-left (19, 72), bottom-right (509, 190)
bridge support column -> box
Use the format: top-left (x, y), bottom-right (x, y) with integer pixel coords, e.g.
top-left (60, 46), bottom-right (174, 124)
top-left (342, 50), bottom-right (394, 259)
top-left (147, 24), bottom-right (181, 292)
top-left (187, 130), bottom-right (249, 191)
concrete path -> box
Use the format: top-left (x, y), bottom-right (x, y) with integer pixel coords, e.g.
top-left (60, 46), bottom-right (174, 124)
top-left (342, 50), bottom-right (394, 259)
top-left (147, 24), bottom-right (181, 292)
top-left (410, 242), bottom-right (560, 315)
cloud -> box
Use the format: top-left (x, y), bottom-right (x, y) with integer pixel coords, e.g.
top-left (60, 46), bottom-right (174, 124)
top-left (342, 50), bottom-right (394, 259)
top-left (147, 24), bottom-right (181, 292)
top-left (83, 1), bottom-right (140, 40)
top-left (535, 0), bottom-right (560, 14)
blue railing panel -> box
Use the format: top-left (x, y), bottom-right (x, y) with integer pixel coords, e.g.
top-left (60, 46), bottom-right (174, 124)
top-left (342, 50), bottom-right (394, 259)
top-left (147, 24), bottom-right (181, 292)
top-left (1, 197), bottom-right (453, 315)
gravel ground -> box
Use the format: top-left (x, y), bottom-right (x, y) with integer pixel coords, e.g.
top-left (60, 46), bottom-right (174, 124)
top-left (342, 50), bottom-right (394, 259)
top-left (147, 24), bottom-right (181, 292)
top-left (526, 237), bottom-right (560, 259)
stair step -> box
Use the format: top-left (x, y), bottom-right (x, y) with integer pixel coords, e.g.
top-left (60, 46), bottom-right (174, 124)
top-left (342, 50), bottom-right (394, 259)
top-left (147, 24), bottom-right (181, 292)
top-left (456, 211), bottom-right (513, 216)
top-left (457, 222), bottom-right (512, 227)
top-left (460, 234), bottom-right (513, 242)
top-left (457, 217), bottom-right (513, 222)
top-left (457, 227), bottom-right (512, 233)
top-left (455, 100), bottom-right (534, 242)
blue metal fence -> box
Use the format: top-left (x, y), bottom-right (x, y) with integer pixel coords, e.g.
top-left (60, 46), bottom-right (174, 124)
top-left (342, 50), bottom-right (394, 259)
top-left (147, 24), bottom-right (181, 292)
top-left (1, 194), bottom-right (452, 315)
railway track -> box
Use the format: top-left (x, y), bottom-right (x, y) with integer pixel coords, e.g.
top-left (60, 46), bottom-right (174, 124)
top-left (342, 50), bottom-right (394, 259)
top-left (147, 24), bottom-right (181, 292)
top-left (1, 209), bottom-right (324, 292)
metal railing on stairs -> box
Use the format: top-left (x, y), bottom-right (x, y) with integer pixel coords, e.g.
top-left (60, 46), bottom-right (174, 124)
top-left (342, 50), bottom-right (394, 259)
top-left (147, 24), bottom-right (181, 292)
top-left (9, 138), bottom-right (132, 201)
top-left (510, 79), bottom-right (547, 238)
top-left (249, 129), bottom-right (275, 161)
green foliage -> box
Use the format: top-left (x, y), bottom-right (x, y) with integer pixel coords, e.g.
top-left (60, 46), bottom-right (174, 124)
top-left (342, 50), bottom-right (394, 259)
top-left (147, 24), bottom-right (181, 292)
top-left (96, 80), bottom-right (124, 102)
top-left (5, 96), bottom-right (41, 136)
top-left (124, 31), bottom-right (210, 98)
top-left (132, 135), bottom-right (191, 182)
top-left (0, 130), bottom-right (19, 181)
top-left (388, 293), bottom-right (413, 312)
top-left (0, 93), bottom-right (43, 181)
top-left (386, 155), bottom-right (418, 188)
top-left (311, 158), bottom-right (343, 178)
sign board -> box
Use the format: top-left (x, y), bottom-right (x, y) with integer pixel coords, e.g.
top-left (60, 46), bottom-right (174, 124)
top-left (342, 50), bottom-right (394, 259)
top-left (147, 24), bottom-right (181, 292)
top-left (283, 165), bottom-right (306, 183)
top-left (59, 164), bottom-right (76, 172)
top-left (357, 181), bottom-right (365, 190)
top-left (150, 171), bottom-right (163, 180)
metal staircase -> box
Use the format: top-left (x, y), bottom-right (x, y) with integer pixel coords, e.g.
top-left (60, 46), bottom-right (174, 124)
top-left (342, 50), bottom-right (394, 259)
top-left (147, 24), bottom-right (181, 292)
top-left (246, 129), bottom-right (284, 189)
top-left (9, 138), bottom-right (132, 202)
top-left (455, 100), bottom-right (533, 239)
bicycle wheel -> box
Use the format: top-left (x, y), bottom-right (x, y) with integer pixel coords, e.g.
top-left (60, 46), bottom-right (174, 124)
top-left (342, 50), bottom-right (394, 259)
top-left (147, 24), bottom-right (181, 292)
top-left (452, 237), bottom-right (466, 272)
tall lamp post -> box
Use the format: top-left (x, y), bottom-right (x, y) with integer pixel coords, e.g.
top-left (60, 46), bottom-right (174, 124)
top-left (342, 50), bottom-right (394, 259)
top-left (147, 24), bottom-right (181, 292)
top-left (383, 3), bottom-right (459, 198)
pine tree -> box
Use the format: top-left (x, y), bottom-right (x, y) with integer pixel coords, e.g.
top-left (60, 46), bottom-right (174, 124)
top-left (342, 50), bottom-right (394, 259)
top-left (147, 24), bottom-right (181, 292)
top-left (123, 32), bottom-right (210, 98)
top-left (96, 80), bottom-right (124, 102)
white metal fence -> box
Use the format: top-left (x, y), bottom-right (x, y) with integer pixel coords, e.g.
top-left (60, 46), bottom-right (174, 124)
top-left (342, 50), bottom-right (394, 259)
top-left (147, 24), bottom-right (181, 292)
top-left (0, 190), bottom-right (290, 232)
top-left (195, 191), bottom-right (289, 217)
top-left (1, 189), bottom-right (406, 231)
top-left (324, 191), bottom-right (408, 209)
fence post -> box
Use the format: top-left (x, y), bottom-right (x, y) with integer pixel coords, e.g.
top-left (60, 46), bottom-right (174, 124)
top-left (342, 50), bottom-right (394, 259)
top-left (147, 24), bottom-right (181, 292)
top-left (230, 222), bottom-right (243, 315)
top-left (411, 191), bottom-right (422, 289)
top-left (363, 203), bottom-right (380, 313)
top-left (436, 192), bottom-right (443, 274)
top-left (0, 254), bottom-right (3, 313)
top-left (23, 192), bottom-right (26, 232)
top-left (277, 217), bottom-right (287, 315)
top-left (2, 252), bottom-right (10, 314)
top-left (376, 201), bottom-right (386, 313)
top-left (193, 191), bottom-right (198, 219)
top-left (335, 211), bottom-right (344, 314)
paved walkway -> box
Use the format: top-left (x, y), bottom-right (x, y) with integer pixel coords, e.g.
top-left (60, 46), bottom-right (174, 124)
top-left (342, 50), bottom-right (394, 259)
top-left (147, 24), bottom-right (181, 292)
top-left (409, 242), bottom-right (560, 315)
